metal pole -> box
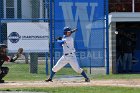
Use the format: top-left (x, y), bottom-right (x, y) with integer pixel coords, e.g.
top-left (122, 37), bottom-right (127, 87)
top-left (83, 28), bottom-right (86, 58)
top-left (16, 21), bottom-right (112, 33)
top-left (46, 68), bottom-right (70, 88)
top-left (132, 0), bottom-right (135, 12)
top-left (106, 0), bottom-right (109, 75)
top-left (44, 0), bottom-right (49, 75)
top-left (0, 20), bottom-right (1, 43)
top-left (46, 52), bottom-right (48, 75)
top-left (48, 0), bottom-right (53, 75)
top-left (0, 0), bottom-right (2, 43)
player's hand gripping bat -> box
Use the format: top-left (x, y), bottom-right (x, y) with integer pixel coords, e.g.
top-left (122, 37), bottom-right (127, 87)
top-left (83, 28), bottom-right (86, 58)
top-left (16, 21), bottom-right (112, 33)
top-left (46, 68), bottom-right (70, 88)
top-left (71, 28), bottom-right (77, 33)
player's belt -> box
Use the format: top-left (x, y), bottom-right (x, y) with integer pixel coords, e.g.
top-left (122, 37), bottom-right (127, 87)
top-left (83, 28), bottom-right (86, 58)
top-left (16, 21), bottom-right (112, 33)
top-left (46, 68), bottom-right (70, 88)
top-left (65, 53), bottom-right (73, 56)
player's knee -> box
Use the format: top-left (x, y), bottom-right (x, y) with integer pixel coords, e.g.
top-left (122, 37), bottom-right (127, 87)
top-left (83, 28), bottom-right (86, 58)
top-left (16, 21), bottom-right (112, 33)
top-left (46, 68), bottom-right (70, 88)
top-left (75, 68), bottom-right (83, 74)
top-left (1, 67), bottom-right (9, 74)
top-left (3, 67), bottom-right (9, 74)
top-left (52, 67), bottom-right (57, 73)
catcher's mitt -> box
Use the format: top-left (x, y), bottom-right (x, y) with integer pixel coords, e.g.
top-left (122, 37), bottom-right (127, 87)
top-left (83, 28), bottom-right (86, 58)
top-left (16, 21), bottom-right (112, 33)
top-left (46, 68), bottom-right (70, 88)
top-left (16, 48), bottom-right (23, 57)
top-left (10, 48), bottom-right (24, 62)
top-left (18, 48), bottom-right (23, 54)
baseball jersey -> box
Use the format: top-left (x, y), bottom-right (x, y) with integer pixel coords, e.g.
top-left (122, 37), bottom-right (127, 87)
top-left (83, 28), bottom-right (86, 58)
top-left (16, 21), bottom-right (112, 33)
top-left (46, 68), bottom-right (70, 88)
top-left (57, 35), bottom-right (75, 54)
top-left (0, 55), bottom-right (10, 67)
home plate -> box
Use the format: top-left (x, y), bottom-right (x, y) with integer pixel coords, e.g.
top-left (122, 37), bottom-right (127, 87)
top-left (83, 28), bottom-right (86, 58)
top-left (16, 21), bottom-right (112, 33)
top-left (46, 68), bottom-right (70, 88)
top-left (56, 75), bottom-right (84, 81)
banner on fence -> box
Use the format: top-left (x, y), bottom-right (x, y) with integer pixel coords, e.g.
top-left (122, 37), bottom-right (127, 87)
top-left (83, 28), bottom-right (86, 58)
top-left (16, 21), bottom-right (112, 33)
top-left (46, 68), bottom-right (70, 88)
top-left (54, 0), bottom-right (106, 67)
top-left (7, 22), bottom-right (49, 53)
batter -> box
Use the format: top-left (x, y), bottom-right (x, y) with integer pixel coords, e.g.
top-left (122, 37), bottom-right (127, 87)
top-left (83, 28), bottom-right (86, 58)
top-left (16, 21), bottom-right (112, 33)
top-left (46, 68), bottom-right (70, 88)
top-left (45, 27), bottom-right (90, 82)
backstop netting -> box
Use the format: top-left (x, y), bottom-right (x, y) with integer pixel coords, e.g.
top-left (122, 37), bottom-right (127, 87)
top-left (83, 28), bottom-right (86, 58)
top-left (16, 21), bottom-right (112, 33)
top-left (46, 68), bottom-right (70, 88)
top-left (0, 0), bottom-right (109, 81)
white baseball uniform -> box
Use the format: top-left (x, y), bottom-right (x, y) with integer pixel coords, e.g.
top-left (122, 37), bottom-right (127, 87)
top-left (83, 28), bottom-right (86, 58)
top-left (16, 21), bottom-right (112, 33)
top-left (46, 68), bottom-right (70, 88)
top-left (52, 35), bottom-right (83, 73)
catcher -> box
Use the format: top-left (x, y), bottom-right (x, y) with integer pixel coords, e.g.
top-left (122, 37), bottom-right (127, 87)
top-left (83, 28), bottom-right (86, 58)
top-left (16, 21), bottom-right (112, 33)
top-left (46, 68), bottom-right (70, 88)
top-left (0, 44), bottom-right (23, 83)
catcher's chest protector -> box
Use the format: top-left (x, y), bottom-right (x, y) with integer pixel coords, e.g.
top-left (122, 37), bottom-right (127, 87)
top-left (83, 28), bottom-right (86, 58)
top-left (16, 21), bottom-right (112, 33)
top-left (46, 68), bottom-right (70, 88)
top-left (0, 55), bottom-right (7, 67)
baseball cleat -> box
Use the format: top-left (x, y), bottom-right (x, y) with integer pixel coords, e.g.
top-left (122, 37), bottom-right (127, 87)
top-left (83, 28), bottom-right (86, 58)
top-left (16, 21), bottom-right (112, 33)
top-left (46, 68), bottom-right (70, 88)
top-left (85, 78), bottom-right (90, 82)
top-left (45, 78), bottom-right (53, 82)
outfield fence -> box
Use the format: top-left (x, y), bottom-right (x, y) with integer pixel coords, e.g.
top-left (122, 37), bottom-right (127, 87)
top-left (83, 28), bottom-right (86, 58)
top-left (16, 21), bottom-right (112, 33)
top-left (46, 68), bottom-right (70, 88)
top-left (0, 0), bottom-right (109, 80)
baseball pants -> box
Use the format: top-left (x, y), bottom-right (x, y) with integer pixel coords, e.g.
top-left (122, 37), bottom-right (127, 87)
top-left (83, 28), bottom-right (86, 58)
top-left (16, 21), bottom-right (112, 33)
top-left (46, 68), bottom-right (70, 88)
top-left (52, 53), bottom-right (83, 73)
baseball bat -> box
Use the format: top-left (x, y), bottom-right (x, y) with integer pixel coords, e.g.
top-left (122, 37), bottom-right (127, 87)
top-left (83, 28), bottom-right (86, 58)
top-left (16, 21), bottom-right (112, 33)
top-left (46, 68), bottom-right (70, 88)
top-left (71, 28), bottom-right (77, 33)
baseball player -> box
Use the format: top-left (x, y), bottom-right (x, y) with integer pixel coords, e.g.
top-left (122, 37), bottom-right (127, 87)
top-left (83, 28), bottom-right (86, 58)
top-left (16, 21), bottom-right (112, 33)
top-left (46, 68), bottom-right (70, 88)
top-left (0, 44), bottom-right (23, 83)
top-left (45, 27), bottom-right (90, 82)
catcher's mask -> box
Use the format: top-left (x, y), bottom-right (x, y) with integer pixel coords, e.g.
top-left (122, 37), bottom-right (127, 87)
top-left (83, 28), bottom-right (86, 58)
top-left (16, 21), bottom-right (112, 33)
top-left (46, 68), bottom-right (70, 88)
top-left (0, 44), bottom-right (7, 55)
top-left (63, 27), bottom-right (71, 35)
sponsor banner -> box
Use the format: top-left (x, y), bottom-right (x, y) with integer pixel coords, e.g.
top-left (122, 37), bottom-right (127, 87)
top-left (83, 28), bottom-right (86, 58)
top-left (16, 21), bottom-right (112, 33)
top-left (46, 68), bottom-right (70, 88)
top-left (7, 22), bottom-right (49, 53)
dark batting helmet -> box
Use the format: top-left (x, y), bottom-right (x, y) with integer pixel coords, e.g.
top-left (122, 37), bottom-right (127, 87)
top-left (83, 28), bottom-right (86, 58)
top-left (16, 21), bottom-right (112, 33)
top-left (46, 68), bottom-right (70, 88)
top-left (63, 27), bottom-right (71, 35)
top-left (0, 44), bottom-right (7, 55)
top-left (0, 44), bottom-right (7, 48)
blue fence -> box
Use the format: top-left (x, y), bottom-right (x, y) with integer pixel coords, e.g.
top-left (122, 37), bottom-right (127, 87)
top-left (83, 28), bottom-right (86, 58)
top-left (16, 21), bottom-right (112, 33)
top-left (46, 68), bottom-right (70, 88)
top-left (0, 0), bottom-right (109, 75)
top-left (52, 0), bottom-right (109, 73)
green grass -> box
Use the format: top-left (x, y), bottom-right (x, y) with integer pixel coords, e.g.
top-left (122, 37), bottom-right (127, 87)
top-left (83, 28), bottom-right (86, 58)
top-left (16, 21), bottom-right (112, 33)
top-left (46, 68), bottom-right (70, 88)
top-left (1, 63), bottom-right (140, 92)
top-left (3, 63), bottom-right (87, 81)
top-left (3, 63), bottom-right (140, 81)
top-left (3, 63), bottom-right (47, 81)
top-left (92, 73), bottom-right (140, 80)
top-left (0, 86), bottom-right (140, 93)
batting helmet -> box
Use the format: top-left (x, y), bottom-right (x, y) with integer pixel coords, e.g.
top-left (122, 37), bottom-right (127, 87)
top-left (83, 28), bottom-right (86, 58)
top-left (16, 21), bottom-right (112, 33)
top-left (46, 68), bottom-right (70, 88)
top-left (63, 27), bottom-right (71, 35)
top-left (0, 44), bottom-right (7, 55)
top-left (0, 44), bottom-right (7, 48)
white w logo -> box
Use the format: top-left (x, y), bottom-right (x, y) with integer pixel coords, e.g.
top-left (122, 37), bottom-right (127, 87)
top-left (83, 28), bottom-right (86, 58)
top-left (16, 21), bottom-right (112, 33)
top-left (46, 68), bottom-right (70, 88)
top-left (59, 2), bottom-right (102, 47)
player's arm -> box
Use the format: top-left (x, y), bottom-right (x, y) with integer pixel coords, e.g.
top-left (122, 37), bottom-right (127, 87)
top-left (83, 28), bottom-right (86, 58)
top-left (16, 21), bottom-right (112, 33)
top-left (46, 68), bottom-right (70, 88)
top-left (4, 56), bottom-right (19, 63)
top-left (56, 36), bottom-right (66, 46)
top-left (71, 28), bottom-right (77, 33)
top-left (3, 55), bottom-right (17, 62)
top-left (10, 55), bottom-right (19, 62)
top-left (10, 48), bottom-right (23, 62)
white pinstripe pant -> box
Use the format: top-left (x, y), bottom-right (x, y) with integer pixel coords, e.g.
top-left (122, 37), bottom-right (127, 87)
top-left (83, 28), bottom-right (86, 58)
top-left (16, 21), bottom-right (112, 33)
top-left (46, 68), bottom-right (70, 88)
top-left (52, 53), bottom-right (83, 73)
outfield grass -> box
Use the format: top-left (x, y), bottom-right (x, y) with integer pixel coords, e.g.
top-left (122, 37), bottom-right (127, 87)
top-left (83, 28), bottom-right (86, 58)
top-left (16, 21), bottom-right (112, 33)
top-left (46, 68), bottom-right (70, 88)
top-left (3, 63), bottom-right (140, 81)
top-left (3, 63), bottom-right (47, 81)
top-left (92, 73), bottom-right (140, 80)
top-left (0, 86), bottom-right (140, 93)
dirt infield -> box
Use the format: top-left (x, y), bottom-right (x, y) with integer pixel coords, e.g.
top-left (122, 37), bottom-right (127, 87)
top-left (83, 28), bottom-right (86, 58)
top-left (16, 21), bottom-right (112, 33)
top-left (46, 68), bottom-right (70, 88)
top-left (1, 79), bottom-right (140, 88)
